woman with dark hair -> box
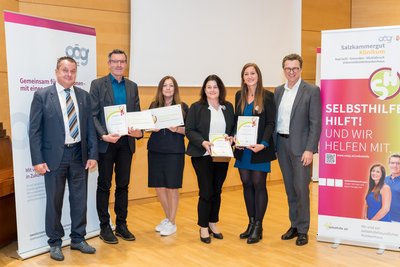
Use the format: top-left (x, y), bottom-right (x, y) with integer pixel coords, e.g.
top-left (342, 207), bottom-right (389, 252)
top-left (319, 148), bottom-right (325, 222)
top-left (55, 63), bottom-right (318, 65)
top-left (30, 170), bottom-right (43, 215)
top-left (234, 63), bottom-right (276, 244)
top-left (147, 76), bottom-right (188, 236)
top-left (364, 164), bottom-right (391, 221)
top-left (186, 74), bottom-right (234, 243)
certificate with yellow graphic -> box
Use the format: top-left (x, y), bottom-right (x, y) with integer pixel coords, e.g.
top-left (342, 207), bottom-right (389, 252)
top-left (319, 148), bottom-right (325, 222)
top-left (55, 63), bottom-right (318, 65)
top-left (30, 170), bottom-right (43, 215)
top-left (236, 116), bottom-right (259, 146)
top-left (104, 104), bottom-right (128, 135)
top-left (209, 133), bottom-right (233, 158)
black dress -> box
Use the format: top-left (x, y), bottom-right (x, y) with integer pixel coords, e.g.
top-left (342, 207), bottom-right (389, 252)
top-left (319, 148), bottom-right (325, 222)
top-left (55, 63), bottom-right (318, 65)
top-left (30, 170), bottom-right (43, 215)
top-left (147, 102), bottom-right (188, 188)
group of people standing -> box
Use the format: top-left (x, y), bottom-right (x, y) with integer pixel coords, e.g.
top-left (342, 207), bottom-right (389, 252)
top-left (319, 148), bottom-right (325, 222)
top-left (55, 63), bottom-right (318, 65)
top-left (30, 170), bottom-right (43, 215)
top-left (186, 54), bottom-right (321, 246)
top-left (28, 50), bottom-right (322, 261)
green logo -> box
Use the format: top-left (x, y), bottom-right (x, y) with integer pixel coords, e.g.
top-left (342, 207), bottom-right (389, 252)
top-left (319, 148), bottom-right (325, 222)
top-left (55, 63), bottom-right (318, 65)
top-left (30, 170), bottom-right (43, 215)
top-left (369, 68), bottom-right (400, 100)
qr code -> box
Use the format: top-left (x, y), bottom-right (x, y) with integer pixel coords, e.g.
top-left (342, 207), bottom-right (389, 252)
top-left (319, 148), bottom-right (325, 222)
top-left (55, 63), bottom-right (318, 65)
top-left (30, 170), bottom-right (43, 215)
top-left (325, 153), bottom-right (336, 164)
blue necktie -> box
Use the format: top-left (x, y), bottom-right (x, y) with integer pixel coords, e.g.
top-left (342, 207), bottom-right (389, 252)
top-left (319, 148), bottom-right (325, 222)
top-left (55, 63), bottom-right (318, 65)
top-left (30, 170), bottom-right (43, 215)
top-left (64, 89), bottom-right (79, 140)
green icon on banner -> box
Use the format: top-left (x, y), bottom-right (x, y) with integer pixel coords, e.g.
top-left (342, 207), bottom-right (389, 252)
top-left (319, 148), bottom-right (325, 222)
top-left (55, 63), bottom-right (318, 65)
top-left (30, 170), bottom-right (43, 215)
top-left (369, 68), bottom-right (400, 100)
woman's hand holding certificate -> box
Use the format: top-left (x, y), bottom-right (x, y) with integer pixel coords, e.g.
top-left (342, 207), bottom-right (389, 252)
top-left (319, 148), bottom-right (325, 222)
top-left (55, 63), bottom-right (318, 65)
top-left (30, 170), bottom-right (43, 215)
top-left (209, 134), bottom-right (233, 158)
top-left (235, 116), bottom-right (259, 147)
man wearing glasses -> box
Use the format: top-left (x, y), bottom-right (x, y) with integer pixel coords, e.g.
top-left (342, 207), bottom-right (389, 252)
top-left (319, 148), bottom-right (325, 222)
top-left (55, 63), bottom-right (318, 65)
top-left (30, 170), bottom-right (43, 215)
top-left (385, 154), bottom-right (400, 222)
top-left (274, 53), bottom-right (322, 246)
top-left (90, 49), bottom-right (142, 244)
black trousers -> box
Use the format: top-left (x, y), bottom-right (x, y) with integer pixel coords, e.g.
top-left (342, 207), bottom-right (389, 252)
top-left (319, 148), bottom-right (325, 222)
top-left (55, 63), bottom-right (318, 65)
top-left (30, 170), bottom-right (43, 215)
top-left (191, 156), bottom-right (229, 227)
top-left (96, 136), bottom-right (133, 228)
top-left (44, 145), bottom-right (87, 247)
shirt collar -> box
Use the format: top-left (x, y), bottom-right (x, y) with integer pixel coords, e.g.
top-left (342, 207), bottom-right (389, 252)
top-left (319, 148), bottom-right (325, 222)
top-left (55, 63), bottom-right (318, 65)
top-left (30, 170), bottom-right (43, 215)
top-left (284, 78), bottom-right (302, 91)
top-left (390, 175), bottom-right (400, 180)
top-left (109, 73), bottom-right (125, 84)
top-left (56, 82), bottom-right (74, 94)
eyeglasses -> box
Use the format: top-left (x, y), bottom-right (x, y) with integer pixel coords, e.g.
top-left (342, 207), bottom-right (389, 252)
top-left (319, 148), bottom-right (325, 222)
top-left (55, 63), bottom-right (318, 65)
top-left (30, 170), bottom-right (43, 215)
top-left (110, 60), bottom-right (127, 64)
top-left (284, 67), bottom-right (300, 73)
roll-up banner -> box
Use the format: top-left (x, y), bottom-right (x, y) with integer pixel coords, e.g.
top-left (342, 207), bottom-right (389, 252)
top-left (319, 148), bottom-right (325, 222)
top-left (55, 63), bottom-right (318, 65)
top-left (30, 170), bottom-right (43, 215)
top-left (4, 11), bottom-right (99, 259)
top-left (318, 26), bottom-right (400, 251)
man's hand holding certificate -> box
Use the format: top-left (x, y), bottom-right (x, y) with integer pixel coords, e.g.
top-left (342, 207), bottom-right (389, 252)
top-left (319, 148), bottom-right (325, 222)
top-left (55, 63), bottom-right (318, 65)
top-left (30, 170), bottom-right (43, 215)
top-left (210, 134), bottom-right (233, 158)
top-left (235, 116), bottom-right (259, 147)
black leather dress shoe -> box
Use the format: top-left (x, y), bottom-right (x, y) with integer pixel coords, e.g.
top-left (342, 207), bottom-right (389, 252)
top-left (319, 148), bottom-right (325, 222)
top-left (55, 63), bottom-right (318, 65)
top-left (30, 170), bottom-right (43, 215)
top-left (296, 233), bottom-right (308, 246)
top-left (281, 227), bottom-right (298, 240)
top-left (200, 229), bottom-right (211, 244)
top-left (208, 227), bottom-right (223, 239)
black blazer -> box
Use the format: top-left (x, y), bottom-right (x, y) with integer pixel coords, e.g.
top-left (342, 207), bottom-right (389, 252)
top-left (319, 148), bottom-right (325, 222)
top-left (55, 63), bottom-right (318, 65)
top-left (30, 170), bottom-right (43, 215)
top-left (233, 89), bottom-right (277, 163)
top-left (90, 75), bottom-right (141, 154)
top-left (29, 84), bottom-right (98, 170)
top-left (186, 101), bottom-right (235, 157)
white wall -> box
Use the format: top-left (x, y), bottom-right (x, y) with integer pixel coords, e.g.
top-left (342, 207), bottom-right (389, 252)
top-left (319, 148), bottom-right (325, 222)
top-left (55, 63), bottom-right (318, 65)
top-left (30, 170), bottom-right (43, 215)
top-left (130, 0), bottom-right (301, 86)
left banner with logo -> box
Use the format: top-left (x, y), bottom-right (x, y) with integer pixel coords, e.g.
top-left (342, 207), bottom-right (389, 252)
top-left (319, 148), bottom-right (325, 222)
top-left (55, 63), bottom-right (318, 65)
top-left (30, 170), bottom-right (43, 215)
top-left (4, 12), bottom-right (99, 259)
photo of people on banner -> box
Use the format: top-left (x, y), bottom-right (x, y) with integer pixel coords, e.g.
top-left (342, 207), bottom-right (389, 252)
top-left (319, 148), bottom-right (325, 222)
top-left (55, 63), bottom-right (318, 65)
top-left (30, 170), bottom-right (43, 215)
top-left (364, 154), bottom-right (400, 222)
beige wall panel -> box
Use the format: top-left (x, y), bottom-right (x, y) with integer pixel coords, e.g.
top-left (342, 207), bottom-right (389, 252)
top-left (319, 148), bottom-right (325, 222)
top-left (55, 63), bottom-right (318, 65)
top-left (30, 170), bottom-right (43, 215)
top-left (301, 30), bottom-right (321, 81)
top-left (352, 0), bottom-right (400, 28)
top-left (18, 3), bottom-right (130, 77)
top-left (0, 0), bottom-right (19, 73)
top-left (0, 73), bottom-right (11, 133)
top-left (18, 0), bottom-right (129, 13)
top-left (302, 0), bottom-right (351, 31)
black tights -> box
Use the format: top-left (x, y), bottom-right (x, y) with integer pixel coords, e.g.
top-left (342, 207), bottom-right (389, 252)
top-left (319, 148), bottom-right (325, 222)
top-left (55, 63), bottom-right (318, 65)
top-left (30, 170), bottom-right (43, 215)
top-left (239, 169), bottom-right (268, 222)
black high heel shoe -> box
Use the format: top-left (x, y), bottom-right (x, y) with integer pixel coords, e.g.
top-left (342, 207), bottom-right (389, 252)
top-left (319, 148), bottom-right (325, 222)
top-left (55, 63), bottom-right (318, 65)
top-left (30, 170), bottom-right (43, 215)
top-left (239, 217), bottom-right (254, 239)
top-left (247, 221), bottom-right (263, 244)
top-left (200, 229), bottom-right (211, 244)
top-left (208, 227), bottom-right (223, 239)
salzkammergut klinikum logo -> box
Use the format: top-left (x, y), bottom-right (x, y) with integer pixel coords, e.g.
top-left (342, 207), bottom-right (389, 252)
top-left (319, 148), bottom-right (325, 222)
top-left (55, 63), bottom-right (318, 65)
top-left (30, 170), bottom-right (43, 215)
top-left (369, 67), bottom-right (400, 100)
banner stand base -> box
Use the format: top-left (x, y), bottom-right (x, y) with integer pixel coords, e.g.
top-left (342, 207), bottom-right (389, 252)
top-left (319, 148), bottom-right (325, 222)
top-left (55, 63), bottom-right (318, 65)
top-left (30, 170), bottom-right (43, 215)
top-left (331, 243), bottom-right (340, 249)
top-left (376, 248), bottom-right (385, 255)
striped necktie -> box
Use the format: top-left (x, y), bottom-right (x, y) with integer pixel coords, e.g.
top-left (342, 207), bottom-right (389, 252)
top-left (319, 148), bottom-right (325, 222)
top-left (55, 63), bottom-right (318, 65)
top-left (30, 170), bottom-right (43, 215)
top-left (64, 88), bottom-right (79, 140)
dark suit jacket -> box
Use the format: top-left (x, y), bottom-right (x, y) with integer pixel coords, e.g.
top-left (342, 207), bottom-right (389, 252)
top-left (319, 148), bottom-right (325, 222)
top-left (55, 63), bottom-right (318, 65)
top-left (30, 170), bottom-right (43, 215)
top-left (233, 89), bottom-right (277, 163)
top-left (89, 75), bottom-right (141, 154)
top-left (29, 84), bottom-right (98, 170)
top-left (186, 101), bottom-right (235, 157)
top-left (274, 80), bottom-right (322, 156)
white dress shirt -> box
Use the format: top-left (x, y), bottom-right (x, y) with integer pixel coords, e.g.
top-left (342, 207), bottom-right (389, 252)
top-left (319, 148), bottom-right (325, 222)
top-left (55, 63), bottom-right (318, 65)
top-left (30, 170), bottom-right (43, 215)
top-left (276, 78), bottom-right (301, 134)
top-left (203, 104), bottom-right (226, 156)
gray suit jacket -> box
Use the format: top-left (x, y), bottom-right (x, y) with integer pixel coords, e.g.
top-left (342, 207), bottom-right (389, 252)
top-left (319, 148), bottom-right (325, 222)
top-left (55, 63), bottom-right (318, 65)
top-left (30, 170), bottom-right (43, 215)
top-left (29, 84), bottom-right (98, 170)
top-left (274, 80), bottom-right (322, 156)
top-left (89, 75), bottom-right (141, 154)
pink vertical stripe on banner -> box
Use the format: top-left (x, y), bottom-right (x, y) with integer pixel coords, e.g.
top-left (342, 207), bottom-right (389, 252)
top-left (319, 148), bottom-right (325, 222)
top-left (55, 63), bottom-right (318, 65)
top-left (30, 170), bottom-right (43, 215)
top-left (4, 11), bottom-right (96, 36)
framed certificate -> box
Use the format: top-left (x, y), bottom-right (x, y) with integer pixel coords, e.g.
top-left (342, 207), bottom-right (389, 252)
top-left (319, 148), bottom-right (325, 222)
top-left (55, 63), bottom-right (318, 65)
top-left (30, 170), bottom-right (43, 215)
top-left (104, 104), bottom-right (128, 135)
top-left (150, 104), bottom-right (184, 129)
top-left (126, 110), bottom-right (155, 130)
top-left (236, 116), bottom-right (259, 146)
top-left (209, 133), bottom-right (233, 158)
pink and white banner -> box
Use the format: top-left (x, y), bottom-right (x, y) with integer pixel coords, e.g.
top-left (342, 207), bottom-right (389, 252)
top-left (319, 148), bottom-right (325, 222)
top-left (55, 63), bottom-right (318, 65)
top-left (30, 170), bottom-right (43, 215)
top-left (4, 11), bottom-right (98, 259)
top-left (318, 26), bottom-right (400, 251)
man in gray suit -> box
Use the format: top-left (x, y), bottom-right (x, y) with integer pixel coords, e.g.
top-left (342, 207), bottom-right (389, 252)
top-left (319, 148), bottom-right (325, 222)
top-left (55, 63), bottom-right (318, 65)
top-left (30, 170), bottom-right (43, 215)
top-left (274, 53), bottom-right (322, 246)
top-left (29, 56), bottom-right (98, 261)
top-left (90, 49), bottom-right (142, 244)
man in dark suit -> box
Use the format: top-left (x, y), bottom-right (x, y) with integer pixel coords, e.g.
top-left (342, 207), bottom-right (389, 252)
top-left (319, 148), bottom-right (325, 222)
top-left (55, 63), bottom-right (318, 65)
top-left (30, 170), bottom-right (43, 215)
top-left (274, 53), bottom-right (322, 246)
top-left (90, 49), bottom-right (142, 244)
top-left (29, 56), bottom-right (98, 261)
